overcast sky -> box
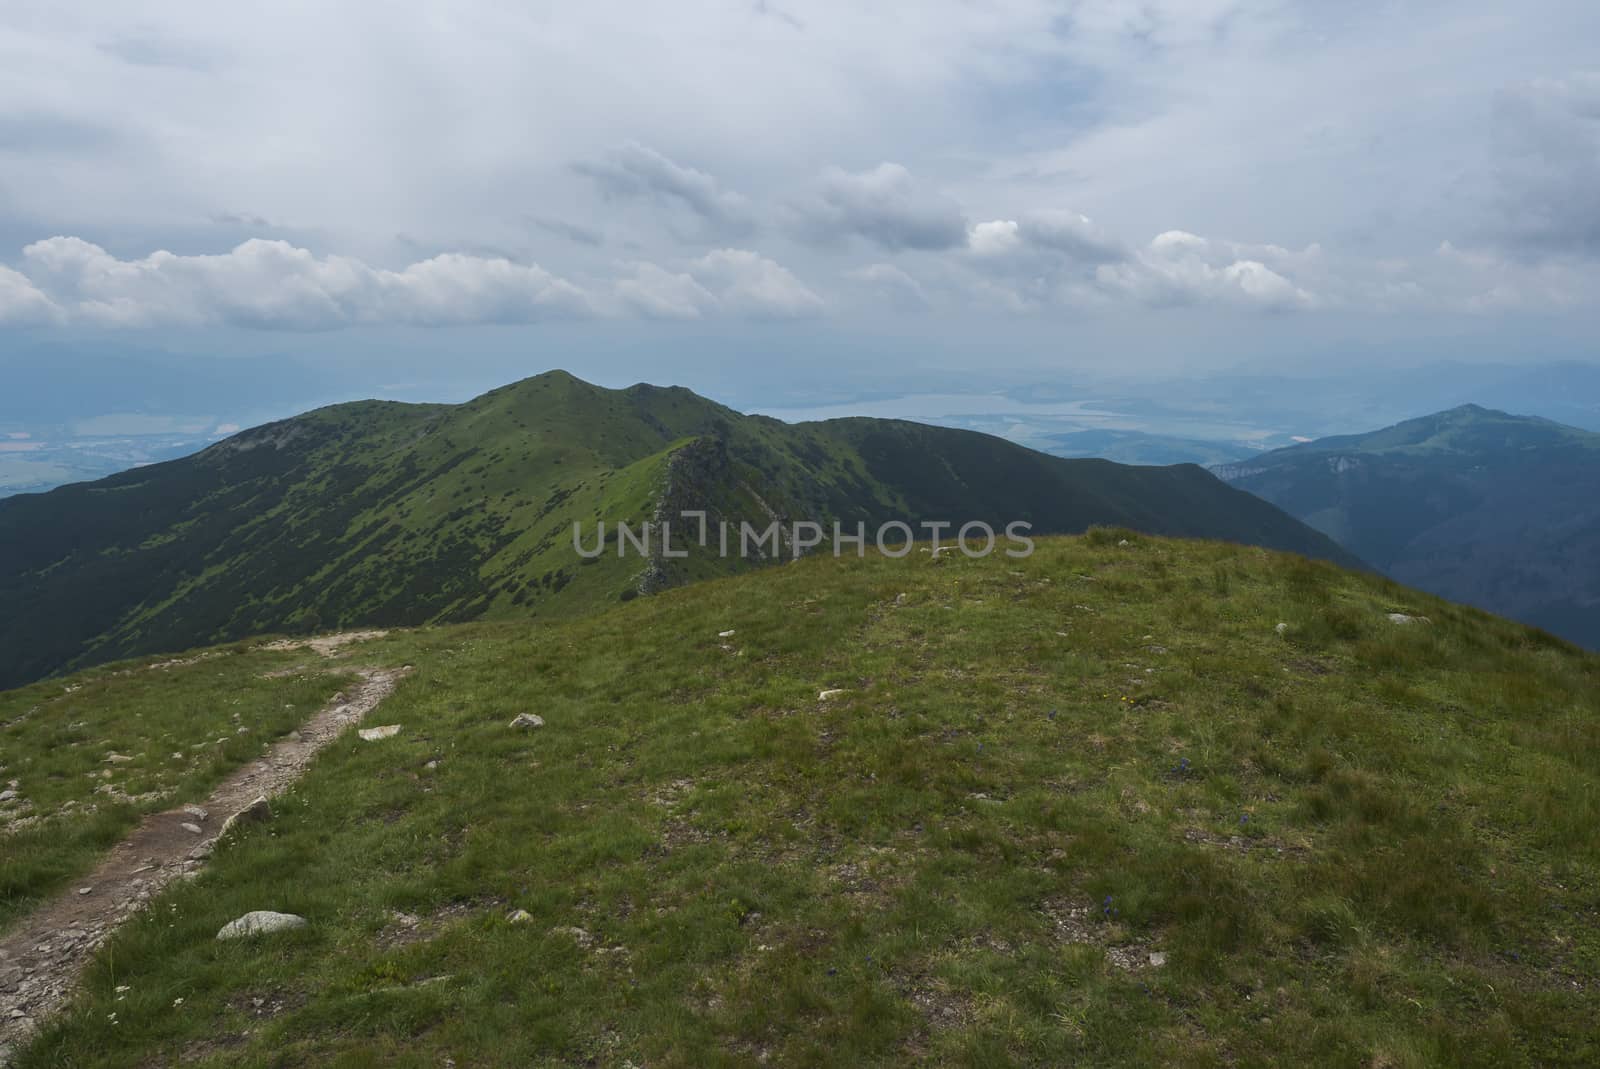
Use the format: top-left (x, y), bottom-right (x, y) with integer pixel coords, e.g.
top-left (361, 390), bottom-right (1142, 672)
top-left (1, 0), bottom-right (1597, 399)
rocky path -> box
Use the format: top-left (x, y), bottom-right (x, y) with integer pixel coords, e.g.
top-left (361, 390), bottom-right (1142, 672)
top-left (0, 658), bottom-right (409, 1062)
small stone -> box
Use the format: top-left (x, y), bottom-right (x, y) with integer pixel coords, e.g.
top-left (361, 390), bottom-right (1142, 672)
top-left (1386, 613), bottom-right (1431, 625)
top-left (180, 822), bottom-right (204, 834)
top-left (1148, 951), bottom-right (1168, 968)
top-left (1117, 539), bottom-right (1131, 547)
top-left (424, 759), bottom-right (440, 770)
top-left (104, 753), bottom-right (134, 764)
top-left (216, 911), bottom-right (308, 940)
top-left (555, 925), bottom-right (594, 948)
top-left (189, 839), bottom-right (215, 860)
top-left (818, 689), bottom-right (847, 702)
top-left (507, 909), bottom-right (533, 924)
top-left (0, 790), bottom-right (15, 803)
top-left (78, 886), bottom-right (93, 896)
top-left (358, 724), bottom-right (402, 741)
top-left (894, 593), bottom-right (907, 605)
top-left (509, 714), bottom-right (545, 730)
top-left (183, 805), bottom-right (209, 822)
top-left (1274, 622), bottom-right (1289, 634)
top-left (718, 630), bottom-right (736, 638)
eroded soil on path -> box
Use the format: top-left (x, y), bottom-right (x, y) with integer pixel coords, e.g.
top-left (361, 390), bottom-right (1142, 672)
top-left (0, 657), bottom-right (409, 1059)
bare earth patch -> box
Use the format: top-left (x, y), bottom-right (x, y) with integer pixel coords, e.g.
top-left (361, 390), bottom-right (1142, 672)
top-left (261, 630), bottom-right (390, 657)
top-left (1042, 898), bottom-right (1167, 973)
top-left (0, 662), bottom-right (409, 1060)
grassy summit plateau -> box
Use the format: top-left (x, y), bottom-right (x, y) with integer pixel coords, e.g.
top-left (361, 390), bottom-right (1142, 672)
top-left (3, 532), bottom-right (1596, 1067)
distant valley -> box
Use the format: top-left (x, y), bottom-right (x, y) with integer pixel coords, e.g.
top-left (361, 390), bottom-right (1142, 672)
top-left (0, 429), bottom-right (219, 499)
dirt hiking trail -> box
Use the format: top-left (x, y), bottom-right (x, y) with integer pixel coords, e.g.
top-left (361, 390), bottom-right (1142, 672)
top-left (0, 637), bottom-right (409, 1062)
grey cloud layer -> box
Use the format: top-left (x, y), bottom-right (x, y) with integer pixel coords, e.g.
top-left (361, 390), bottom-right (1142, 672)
top-left (787, 163), bottom-right (969, 250)
top-left (1, 1), bottom-right (1597, 340)
top-left (574, 142), bottom-right (757, 239)
top-left (1491, 73), bottom-right (1600, 257)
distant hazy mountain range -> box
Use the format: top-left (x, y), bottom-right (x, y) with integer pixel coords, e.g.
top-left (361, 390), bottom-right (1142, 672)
top-left (1039, 429), bottom-right (1262, 467)
top-left (1217, 404), bottom-right (1600, 648)
top-left (0, 371), bottom-right (1351, 688)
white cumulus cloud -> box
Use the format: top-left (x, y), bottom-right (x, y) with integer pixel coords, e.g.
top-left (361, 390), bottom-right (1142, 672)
top-left (1094, 230), bottom-right (1318, 310)
top-left (0, 265), bottom-right (61, 325)
top-left (612, 250), bottom-right (824, 320)
top-left (613, 262), bottom-right (719, 320)
top-left (690, 249), bottom-right (824, 318)
top-left (3, 237), bottom-right (836, 328)
top-left (14, 237), bottom-right (594, 329)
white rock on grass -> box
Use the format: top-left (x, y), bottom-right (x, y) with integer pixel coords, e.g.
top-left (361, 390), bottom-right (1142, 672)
top-left (1274, 622), bottom-right (1289, 635)
top-left (818, 689), bottom-right (847, 702)
top-left (507, 909), bottom-right (533, 924)
top-left (358, 724), bottom-right (402, 741)
top-left (219, 796), bottom-right (271, 839)
top-left (509, 713), bottom-right (545, 730)
top-left (216, 911), bottom-right (308, 940)
top-left (1387, 613), bottom-right (1432, 625)
top-left (718, 630), bottom-right (736, 638)
top-left (554, 925), bottom-right (594, 948)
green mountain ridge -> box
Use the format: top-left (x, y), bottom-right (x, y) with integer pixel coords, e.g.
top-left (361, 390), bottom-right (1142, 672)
top-left (1215, 404), bottom-right (1600, 647)
top-left (0, 371), bottom-right (1354, 690)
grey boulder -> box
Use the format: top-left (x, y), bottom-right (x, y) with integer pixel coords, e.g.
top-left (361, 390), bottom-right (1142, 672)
top-left (216, 911), bottom-right (308, 940)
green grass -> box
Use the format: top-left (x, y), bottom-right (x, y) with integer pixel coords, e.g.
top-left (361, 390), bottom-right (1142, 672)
top-left (8, 533), bottom-right (1600, 1066)
top-left (0, 646), bottom-right (349, 933)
